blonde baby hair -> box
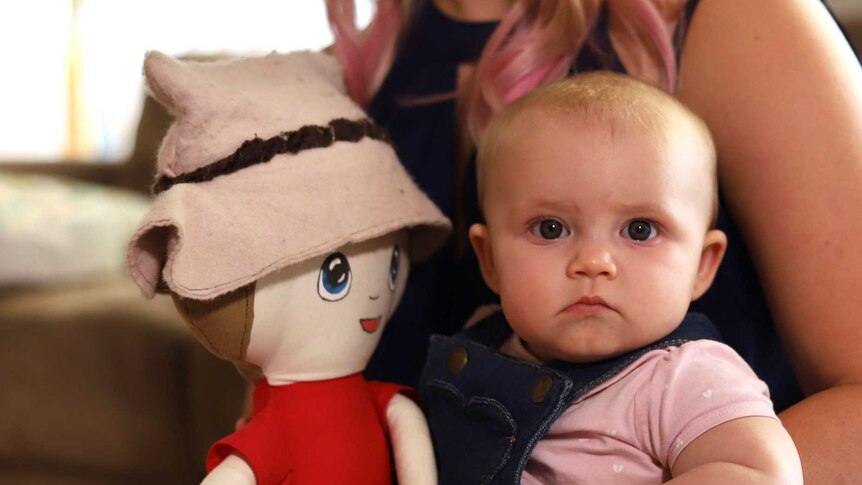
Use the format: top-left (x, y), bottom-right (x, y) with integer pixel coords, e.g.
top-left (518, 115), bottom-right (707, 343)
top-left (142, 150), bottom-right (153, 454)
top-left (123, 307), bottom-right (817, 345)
top-left (476, 71), bottom-right (718, 223)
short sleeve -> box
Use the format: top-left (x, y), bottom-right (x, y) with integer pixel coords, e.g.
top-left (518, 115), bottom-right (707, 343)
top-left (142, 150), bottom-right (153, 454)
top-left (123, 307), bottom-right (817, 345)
top-left (645, 340), bottom-right (778, 468)
top-left (206, 410), bottom-right (289, 484)
top-left (367, 381), bottom-right (418, 435)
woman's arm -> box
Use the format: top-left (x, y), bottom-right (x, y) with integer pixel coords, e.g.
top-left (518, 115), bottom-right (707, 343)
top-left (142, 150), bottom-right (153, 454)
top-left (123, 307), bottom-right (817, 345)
top-left (677, 0), bottom-right (862, 482)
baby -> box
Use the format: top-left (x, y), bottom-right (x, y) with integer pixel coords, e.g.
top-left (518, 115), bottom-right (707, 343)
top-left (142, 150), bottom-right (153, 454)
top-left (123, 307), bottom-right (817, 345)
top-left (419, 72), bottom-right (802, 483)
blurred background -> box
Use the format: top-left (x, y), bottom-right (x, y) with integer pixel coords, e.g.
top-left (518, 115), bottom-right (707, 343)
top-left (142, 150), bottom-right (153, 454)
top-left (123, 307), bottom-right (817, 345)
top-left (0, 1), bottom-right (858, 484)
top-left (0, 2), bottom-right (372, 484)
top-left (0, 0), bottom-right (373, 163)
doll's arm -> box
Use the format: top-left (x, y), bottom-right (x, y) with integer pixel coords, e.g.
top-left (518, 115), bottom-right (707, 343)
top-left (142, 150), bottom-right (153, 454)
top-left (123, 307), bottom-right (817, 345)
top-left (386, 393), bottom-right (437, 485)
top-left (668, 416), bottom-right (802, 484)
top-left (201, 454), bottom-right (256, 485)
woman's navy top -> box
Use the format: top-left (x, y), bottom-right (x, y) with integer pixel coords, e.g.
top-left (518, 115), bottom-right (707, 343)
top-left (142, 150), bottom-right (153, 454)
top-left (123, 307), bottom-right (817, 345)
top-left (360, 0), bottom-right (856, 412)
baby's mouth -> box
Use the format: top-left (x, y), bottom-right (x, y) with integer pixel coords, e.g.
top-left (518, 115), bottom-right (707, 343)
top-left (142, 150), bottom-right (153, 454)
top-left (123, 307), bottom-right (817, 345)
top-left (360, 316), bottom-right (383, 333)
top-left (563, 295), bottom-right (613, 316)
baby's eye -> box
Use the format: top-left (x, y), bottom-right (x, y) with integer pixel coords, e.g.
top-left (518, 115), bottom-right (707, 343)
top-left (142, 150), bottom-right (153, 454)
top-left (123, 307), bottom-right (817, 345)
top-left (530, 219), bottom-right (570, 240)
top-left (622, 219), bottom-right (657, 242)
top-left (388, 245), bottom-right (401, 292)
top-left (318, 252), bottom-right (352, 301)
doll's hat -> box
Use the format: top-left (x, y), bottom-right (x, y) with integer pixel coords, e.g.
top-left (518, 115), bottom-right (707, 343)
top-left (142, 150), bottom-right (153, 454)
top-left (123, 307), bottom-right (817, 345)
top-left (127, 51), bottom-right (450, 300)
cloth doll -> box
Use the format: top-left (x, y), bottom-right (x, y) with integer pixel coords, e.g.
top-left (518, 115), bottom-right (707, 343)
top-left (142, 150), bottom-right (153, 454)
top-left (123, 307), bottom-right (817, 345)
top-left (126, 50), bottom-right (450, 485)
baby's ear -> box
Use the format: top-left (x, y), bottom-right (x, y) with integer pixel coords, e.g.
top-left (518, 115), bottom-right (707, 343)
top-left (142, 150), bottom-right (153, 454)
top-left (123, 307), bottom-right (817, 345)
top-left (691, 229), bottom-right (727, 300)
top-left (468, 223), bottom-right (500, 294)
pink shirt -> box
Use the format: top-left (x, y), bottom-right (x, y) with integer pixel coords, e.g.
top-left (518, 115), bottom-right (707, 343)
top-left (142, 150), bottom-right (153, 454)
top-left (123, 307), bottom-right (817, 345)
top-left (501, 338), bottom-right (778, 483)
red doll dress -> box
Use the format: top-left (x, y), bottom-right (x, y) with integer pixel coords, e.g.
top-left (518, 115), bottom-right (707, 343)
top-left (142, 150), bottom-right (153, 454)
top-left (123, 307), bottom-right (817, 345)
top-left (207, 373), bottom-right (411, 485)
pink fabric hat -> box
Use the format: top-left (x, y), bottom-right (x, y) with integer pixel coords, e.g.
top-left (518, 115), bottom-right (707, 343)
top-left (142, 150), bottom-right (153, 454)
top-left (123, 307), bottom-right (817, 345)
top-left (127, 51), bottom-right (451, 300)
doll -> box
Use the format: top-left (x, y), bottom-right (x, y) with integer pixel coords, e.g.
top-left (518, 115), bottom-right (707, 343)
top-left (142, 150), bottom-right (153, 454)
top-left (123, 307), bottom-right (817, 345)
top-left (126, 50), bottom-right (449, 485)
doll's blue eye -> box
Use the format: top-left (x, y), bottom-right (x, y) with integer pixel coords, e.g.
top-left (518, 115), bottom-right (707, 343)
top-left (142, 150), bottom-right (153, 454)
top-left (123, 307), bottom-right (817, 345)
top-left (318, 252), bottom-right (351, 301)
top-left (388, 245), bottom-right (401, 292)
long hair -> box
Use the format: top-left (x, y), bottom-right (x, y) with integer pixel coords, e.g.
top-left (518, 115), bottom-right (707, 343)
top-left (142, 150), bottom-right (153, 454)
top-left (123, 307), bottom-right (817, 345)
top-left (325, 0), bottom-right (407, 106)
top-left (326, 0), bottom-right (686, 141)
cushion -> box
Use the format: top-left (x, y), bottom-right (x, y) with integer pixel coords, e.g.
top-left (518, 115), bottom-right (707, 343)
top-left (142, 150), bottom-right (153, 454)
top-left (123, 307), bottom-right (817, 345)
top-left (0, 173), bottom-right (150, 287)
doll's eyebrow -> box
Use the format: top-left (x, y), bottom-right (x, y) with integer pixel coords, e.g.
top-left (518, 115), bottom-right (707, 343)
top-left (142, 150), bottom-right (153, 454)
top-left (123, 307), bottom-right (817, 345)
top-left (152, 117), bottom-right (391, 194)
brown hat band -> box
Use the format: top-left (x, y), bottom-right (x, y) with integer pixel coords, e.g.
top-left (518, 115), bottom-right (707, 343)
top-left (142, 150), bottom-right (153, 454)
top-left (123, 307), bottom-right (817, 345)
top-left (152, 117), bottom-right (391, 194)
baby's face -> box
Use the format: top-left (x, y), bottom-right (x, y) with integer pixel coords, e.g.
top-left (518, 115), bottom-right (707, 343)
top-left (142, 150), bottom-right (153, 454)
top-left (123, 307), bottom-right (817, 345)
top-left (246, 230), bottom-right (409, 383)
top-left (474, 113), bottom-right (724, 363)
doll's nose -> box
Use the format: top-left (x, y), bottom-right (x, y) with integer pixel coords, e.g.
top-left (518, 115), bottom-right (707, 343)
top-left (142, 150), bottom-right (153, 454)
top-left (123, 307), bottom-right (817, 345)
top-left (369, 295), bottom-right (380, 300)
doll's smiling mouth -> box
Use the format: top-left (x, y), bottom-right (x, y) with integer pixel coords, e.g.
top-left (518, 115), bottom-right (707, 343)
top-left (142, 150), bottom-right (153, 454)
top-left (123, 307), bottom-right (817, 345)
top-left (360, 316), bottom-right (383, 333)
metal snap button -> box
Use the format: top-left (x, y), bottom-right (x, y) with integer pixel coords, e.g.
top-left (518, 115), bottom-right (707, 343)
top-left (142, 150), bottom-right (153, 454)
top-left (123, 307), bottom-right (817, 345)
top-left (530, 375), bottom-right (554, 404)
top-left (446, 347), bottom-right (469, 374)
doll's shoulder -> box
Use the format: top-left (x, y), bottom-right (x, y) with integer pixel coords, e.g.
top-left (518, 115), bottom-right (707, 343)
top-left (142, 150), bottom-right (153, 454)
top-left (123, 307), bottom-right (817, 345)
top-left (367, 380), bottom-right (418, 411)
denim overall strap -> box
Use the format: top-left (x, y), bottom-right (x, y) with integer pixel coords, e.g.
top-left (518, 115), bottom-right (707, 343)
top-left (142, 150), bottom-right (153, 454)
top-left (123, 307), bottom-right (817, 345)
top-left (420, 312), bottom-right (720, 485)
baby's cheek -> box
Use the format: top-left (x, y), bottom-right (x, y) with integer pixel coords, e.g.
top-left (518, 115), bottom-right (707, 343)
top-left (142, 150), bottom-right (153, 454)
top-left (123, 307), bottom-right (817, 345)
top-left (500, 287), bottom-right (558, 345)
top-left (499, 275), bottom-right (548, 320)
top-left (627, 278), bottom-right (690, 338)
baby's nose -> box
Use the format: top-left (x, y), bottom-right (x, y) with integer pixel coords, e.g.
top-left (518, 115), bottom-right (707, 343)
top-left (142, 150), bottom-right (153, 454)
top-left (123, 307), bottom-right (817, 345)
top-left (566, 244), bottom-right (617, 280)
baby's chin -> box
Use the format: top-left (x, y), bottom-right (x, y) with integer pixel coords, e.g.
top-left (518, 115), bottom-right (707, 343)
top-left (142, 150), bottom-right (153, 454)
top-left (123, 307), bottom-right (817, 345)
top-left (530, 335), bottom-right (645, 364)
top-left (546, 349), bottom-right (629, 364)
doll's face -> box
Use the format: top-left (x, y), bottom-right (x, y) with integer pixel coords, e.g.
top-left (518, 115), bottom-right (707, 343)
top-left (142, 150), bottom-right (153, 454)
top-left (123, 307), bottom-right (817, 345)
top-left (246, 230), bottom-right (409, 384)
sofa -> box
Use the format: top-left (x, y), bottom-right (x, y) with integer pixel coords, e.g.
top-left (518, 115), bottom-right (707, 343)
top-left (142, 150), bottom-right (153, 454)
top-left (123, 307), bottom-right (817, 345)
top-left (0, 94), bottom-right (247, 484)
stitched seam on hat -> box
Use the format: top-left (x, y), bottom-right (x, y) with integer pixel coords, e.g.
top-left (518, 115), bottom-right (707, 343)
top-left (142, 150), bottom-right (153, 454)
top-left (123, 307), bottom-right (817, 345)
top-left (152, 117), bottom-right (390, 193)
